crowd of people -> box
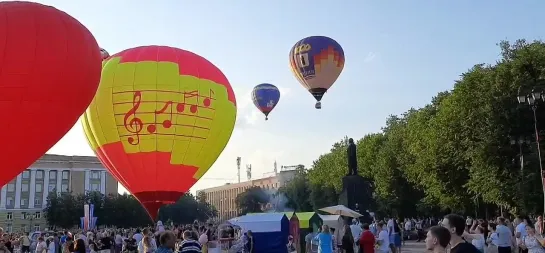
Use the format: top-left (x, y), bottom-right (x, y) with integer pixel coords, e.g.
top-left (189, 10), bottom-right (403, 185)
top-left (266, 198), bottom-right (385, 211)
top-left (0, 222), bottom-right (247, 253)
top-left (1, 213), bottom-right (545, 253)
top-left (424, 214), bottom-right (545, 253)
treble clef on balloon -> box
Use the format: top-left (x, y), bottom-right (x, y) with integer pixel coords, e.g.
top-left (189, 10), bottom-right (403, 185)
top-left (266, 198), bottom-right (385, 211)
top-left (123, 91), bottom-right (144, 145)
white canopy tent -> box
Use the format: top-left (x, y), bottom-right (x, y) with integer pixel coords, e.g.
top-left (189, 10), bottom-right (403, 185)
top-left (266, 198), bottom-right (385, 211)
top-left (319, 214), bottom-right (345, 247)
top-left (318, 214), bottom-right (344, 230)
top-left (234, 213), bottom-right (286, 233)
top-left (319, 205), bottom-right (362, 218)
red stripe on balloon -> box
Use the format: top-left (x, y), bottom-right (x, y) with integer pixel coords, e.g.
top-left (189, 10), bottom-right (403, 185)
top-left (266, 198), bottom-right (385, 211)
top-left (110, 46), bottom-right (236, 106)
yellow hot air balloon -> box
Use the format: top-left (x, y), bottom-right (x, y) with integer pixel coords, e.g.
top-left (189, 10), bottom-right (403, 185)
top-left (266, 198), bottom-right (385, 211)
top-left (83, 45), bottom-right (237, 219)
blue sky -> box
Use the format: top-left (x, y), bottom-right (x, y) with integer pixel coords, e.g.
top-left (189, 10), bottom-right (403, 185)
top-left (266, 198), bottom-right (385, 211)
top-left (40, 0), bottom-right (545, 192)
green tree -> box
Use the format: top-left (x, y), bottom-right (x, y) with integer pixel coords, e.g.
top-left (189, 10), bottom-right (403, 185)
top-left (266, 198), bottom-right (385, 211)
top-left (309, 183), bottom-right (339, 210)
top-left (278, 169), bottom-right (312, 211)
top-left (236, 186), bottom-right (268, 214)
top-left (195, 191), bottom-right (218, 221)
top-left (302, 40), bottom-right (545, 217)
top-left (44, 192), bottom-right (80, 228)
top-left (44, 191), bottom-right (215, 228)
top-left (43, 192), bottom-right (62, 228)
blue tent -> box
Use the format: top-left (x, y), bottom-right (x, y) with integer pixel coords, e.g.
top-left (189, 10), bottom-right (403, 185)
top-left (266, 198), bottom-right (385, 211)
top-left (236, 213), bottom-right (289, 253)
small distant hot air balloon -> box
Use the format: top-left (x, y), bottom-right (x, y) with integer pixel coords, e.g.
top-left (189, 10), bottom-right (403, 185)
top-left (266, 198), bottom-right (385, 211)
top-left (289, 36), bottom-right (345, 109)
top-left (84, 45), bottom-right (237, 220)
top-left (0, 1), bottom-right (102, 187)
top-left (252, 83), bottom-right (280, 120)
top-left (100, 48), bottom-right (110, 60)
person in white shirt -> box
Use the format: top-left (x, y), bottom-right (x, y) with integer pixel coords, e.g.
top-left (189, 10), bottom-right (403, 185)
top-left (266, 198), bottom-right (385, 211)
top-left (35, 237), bottom-right (46, 253)
top-left (156, 221), bottom-right (165, 233)
top-left (350, 219), bottom-right (362, 253)
top-left (404, 219), bottom-right (412, 232)
top-left (137, 228), bottom-right (157, 253)
top-left (133, 229), bottom-right (144, 244)
top-left (115, 232), bottom-right (123, 253)
top-left (377, 222), bottom-right (390, 253)
top-left (516, 216), bottom-right (529, 241)
top-left (496, 217), bottom-right (514, 253)
top-left (471, 226), bottom-right (486, 252)
top-left (46, 236), bottom-right (56, 253)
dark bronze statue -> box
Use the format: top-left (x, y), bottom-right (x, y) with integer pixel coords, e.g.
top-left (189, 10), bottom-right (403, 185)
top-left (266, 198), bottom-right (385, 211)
top-left (347, 138), bottom-right (358, 175)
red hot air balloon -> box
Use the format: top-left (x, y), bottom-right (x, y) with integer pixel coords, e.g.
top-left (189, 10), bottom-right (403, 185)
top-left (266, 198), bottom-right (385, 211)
top-left (0, 2), bottom-right (102, 187)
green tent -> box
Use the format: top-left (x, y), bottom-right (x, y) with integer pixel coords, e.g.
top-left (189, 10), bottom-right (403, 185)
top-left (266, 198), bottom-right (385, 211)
top-left (296, 212), bottom-right (322, 253)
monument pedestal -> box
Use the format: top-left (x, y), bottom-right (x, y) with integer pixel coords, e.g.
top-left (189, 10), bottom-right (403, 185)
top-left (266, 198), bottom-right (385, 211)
top-left (339, 175), bottom-right (373, 224)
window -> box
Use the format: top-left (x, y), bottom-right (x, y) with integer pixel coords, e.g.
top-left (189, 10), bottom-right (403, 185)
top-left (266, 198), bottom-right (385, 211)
top-left (36, 170), bottom-right (43, 179)
top-left (21, 212), bottom-right (27, 220)
top-left (33, 225), bottom-right (40, 232)
top-left (6, 212), bottom-right (12, 220)
top-left (21, 225), bottom-right (27, 232)
top-left (62, 171), bottom-right (69, 180)
top-left (61, 184), bottom-right (69, 192)
top-left (34, 199), bottom-right (41, 206)
top-left (91, 183), bottom-right (100, 191)
top-left (48, 185), bottom-right (56, 192)
top-left (300, 53), bottom-right (310, 67)
top-left (21, 183), bottom-right (29, 192)
top-left (49, 171), bottom-right (56, 179)
top-left (35, 183), bottom-right (43, 193)
top-left (6, 224), bottom-right (12, 233)
top-left (22, 171), bottom-right (30, 179)
top-left (91, 171), bottom-right (100, 179)
top-left (21, 198), bottom-right (27, 206)
top-left (7, 184), bottom-right (15, 192)
top-left (6, 197), bottom-right (13, 206)
top-left (34, 212), bottom-right (41, 219)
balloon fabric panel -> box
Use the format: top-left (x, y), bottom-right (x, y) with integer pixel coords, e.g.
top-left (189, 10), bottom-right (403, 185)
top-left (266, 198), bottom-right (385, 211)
top-left (84, 46), bottom-right (236, 219)
top-left (0, 2), bottom-right (102, 187)
top-left (82, 113), bottom-right (130, 189)
top-left (289, 36), bottom-right (345, 92)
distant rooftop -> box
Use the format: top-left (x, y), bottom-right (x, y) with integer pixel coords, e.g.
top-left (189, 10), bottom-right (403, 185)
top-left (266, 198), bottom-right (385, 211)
top-left (36, 154), bottom-right (100, 164)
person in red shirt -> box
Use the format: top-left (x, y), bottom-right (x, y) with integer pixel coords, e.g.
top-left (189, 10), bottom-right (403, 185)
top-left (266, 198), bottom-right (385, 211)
top-left (359, 223), bottom-right (376, 253)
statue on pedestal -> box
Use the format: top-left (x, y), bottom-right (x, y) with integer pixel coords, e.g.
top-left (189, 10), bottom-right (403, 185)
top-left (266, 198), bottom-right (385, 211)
top-left (347, 138), bottom-right (358, 175)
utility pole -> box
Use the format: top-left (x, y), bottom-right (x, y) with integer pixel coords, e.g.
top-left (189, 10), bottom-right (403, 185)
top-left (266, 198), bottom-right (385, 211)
top-left (236, 157), bottom-right (241, 183)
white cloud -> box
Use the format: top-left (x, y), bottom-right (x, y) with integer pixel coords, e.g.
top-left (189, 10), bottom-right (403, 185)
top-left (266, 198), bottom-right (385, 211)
top-left (234, 85), bottom-right (291, 127)
top-left (278, 86), bottom-right (292, 98)
top-left (364, 52), bottom-right (377, 63)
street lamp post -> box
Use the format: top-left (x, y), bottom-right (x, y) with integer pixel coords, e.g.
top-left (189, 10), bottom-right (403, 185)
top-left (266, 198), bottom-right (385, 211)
top-left (517, 86), bottom-right (545, 214)
top-left (510, 136), bottom-right (531, 208)
top-left (510, 136), bottom-right (530, 169)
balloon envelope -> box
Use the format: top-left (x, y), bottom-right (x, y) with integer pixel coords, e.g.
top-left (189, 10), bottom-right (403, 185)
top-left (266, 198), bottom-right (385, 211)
top-left (289, 36), bottom-right (345, 107)
top-left (84, 45), bottom-right (237, 219)
top-left (251, 83), bottom-right (280, 120)
top-left (0, 1), bottom-right (102, 186)
top-left (100, 48), bottom-right (110, 60)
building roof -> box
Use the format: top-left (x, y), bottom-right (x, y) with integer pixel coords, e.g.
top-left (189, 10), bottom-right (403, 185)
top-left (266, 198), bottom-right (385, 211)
top-left (198, 175), bottom-right (279, 192)
top-left (36, 154), bottom-right (101, 164)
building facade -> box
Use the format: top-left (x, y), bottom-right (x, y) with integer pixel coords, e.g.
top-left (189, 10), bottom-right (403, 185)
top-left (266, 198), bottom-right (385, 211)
top-left (0, 154), bottom-right (118, 232)
top-left (197, 170), bottom-right (297, 220)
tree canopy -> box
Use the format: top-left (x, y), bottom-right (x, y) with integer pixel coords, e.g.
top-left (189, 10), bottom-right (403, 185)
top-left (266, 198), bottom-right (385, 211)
top-left (44, 191), bottom-right (217, 228)
top-left (235, 186), bottom-right (269, 214)
top-left (278, 40), bottom-right (545, 217)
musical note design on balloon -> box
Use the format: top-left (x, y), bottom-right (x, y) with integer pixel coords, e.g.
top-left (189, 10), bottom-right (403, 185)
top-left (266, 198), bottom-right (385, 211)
top-left (202, 89), bottom-right (215, 107)
top-left (117, 88), bottom-right (217, 145)
top-left (123, 91), bottom-right (144, 145)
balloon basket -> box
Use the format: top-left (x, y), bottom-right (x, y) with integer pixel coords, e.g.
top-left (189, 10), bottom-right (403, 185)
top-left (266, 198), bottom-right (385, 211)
top-left (265, 117), bottom-right (268, 121)
top-left (315, 101), bottom-right (322, 109)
